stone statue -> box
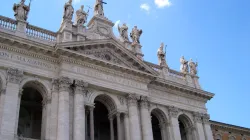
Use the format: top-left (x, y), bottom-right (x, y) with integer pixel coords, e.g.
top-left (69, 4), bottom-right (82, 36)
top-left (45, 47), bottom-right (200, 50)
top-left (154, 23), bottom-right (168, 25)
top-left (63, 0), bottom-right (74, 22)
top-left (118, 23), bottom-right (129, 41)
top-left (180, 56), bottom-right (189, 73)
top-left (130, 26), bottom-right (143, 44)
top-left (75, 5), bottom-right (88, 26)
top-left (94, 0), bottom-right (106, 16)
top-left (189, 59), bottom-right (198, 75)
top-left (157, 43), bottom-right (167, 66)
top-left (13, 0), bottom-right (30, 21)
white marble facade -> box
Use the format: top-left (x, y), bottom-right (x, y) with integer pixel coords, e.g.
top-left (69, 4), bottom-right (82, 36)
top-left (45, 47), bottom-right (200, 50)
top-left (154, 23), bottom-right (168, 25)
top-left (0, 1), bottom-right (214, 140)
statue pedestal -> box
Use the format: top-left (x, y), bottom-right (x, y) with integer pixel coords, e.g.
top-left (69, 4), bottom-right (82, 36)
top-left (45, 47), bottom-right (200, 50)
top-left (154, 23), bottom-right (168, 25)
top-left (59, 21), bottom-right (73, 42)
top-left (87, 16), bottom-right (115, 37)
top-left (131, 43), bottom-right (144, 60)
top-left (76, 25), bottom-right (86, 41)
top-left (15, 20), bottom-right (27, 37)
top-left (192, 75), bottom-right (201, 89)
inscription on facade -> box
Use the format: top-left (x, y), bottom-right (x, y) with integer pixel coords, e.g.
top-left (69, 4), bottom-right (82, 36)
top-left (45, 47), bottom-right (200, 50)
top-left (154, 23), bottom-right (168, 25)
top-left (75, 66), bottom-right (147, 90)
top-left (0, 50), bottom-right (58, 71)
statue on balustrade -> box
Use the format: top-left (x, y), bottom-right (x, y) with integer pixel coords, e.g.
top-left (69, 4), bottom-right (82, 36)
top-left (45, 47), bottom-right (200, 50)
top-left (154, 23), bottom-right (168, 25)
top-left (118, 23), bottom-right (129, 42)
top-left (180, 56), bottom-right (189, 73)
top-left (189, 58), bottom-right (198, 75)
top-left (157, 43), bottom-right (167, 66)
top-left (94, 0), bottom-right (107, 16)
top-left (13, 0), bottom-right (30, 21)
top-left (63, 0), bottom-right (74, 22)
top-left (75, 5), bottom-right (88, 26)
top-left (130, 26), bottom-right (143, 45)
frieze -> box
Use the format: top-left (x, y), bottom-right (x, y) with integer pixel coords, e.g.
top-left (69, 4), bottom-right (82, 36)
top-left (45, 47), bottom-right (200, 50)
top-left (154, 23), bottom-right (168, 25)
top-left (75, 66), bottom-right (147, 90)
top-left (0, 50), bottom-right (58, 71)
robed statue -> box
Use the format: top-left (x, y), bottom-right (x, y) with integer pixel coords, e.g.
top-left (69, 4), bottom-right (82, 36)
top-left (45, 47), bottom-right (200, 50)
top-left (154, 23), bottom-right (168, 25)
top-left (189, 59), bottom-right (198, 75)
top-left (63, 0), bottom-right (74, 22)
top-left (180, 56), bottom-right (189, 73)
top-left (118, 23), bottom-right (129, 41)
top-left (13, 0), bottom-right (30, 21)
top-left (157, 43), bottom-right (167, 66)
top-left (130, 26), bottom-right (143, 44)
top-left (75, 5), bottom-right (88, 26)
top-left (94, 0), bottom-right (106, 16)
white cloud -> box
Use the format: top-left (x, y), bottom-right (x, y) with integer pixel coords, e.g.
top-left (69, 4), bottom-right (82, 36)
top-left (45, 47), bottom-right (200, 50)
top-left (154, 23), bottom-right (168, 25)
top-left (154, 0), bottom-right (172, 8)
top-left (140, 3), bottom-right (151, 12)
top-left (114, 20), bottom-right (120, 28)
top-left (73, 0), bottom-right (81, 5)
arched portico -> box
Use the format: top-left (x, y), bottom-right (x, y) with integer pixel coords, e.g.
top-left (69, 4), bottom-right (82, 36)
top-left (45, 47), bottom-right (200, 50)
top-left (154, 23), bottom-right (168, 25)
top-left (178, 114), bottom-right (195, 140)
top-left (86, 93), bottom-right (125, 140)
top-left (151, 108), bottom-right (170, 140)
top-left (17, 80), bottom-right (50, 140)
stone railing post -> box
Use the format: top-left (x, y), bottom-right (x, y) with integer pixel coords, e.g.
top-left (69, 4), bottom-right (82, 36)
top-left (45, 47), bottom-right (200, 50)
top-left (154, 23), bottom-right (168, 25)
top-left (16, 20), bottom-right (27, 37)
top-left (126, 93), bottom-right (141, 140)
top-left (0, 68), bottom-right (23, 140)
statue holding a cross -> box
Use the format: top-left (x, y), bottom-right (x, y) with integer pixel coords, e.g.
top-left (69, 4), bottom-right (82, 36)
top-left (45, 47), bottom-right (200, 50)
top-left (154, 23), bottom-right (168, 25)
top-left (94, 0), bottom-right (107, 17)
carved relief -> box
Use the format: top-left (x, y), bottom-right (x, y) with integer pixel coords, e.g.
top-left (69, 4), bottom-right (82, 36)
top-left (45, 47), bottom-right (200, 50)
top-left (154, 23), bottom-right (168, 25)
top-left (7, 68), bottom-right (23, 84)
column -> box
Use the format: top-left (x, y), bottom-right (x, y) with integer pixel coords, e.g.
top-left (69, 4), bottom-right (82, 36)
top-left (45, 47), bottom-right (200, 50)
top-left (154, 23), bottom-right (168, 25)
top-left (89, 106), bottom-right (95, 140)
top-left (159, 123), bottom-right (167, 140)
top-left (193, 112), bottom-right (206, 140)
top-left (140, 96), bottom-right (153, 140)
top-left (116, 113), bottom-right (122, 140)
top-left (85, 109), bottom-right (89, 140)
top-left (124, 114), bottom-right (130, 140)
top-left (50, 79), bottom-right (59, 140)
top-left (73, 80), bottom-right (87, 140)
top-left (57, 77), bottom-right (72, 140)
top-left (168, 106), bottom-right (181, 140)
top-left (202, 114), bottom-right (213, 140)
top-left (127, 94), bottom-right (141, 140)
top-left (0, 68), bottom-right (23, 140)
top-left (109, 116), bottom-right (114, 140)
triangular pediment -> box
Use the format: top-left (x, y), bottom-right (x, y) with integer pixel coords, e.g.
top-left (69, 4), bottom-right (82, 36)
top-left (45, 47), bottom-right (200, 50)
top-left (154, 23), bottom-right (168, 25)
top-left (57, 38), bottom-right (158, 75)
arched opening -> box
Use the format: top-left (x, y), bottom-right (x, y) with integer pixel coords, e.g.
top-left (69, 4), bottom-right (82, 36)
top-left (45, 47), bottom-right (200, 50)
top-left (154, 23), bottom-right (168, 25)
top-left (17, 87), bottom-right (43, 139)
top-left (178, 114), bottom-right (193, 140)
top-left (151, 113), bottom-right (162, 140)
top-left (93, 101), bottom-right (111, 140)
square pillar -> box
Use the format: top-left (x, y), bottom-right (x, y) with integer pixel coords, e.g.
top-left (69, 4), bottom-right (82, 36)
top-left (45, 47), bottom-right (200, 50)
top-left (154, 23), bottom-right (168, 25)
top-left (0, 68), bottom-right (23, 140)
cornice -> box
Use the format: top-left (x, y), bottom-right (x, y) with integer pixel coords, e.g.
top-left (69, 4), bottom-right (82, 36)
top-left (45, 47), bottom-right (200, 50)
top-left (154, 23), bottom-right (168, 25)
top-left (150, 78), bottom-right (214, 100)
top-left (210, 120), bottom-right (250, 136)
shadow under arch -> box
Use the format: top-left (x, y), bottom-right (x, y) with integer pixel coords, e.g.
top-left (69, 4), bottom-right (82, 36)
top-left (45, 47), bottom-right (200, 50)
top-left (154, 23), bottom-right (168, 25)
top-left (178, 114), bottom-right (194, 140)
top-left (94, 94), bottom-right (117, 113)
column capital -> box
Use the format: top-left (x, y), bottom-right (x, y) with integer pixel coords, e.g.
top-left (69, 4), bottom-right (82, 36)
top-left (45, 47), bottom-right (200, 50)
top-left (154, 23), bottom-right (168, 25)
top-left (74, 80), bottom-right (88, 94)
top-left (202, 113), bottom-right (210, 124)
top-left (52, 79), bottom-right (59, 92)
top-left (139, 96), bottom-right (149, 109)
top-left (168, 106), bottom-right (179, 118)
top-left (193, 112), bottom-right (203, 123)
top-left (88, 105), bottom-right (95, 111)
top-left (126, 93), bottom-right (139, 106)
top-left (7, 68), bottom-right (23, 84)
top-left (58, 77), bottom-right (73, 92)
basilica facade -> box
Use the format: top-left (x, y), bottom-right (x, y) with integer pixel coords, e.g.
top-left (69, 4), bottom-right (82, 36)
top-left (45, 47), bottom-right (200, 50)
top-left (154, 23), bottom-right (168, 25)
top-left (0, 0), bottom-right (249, 140)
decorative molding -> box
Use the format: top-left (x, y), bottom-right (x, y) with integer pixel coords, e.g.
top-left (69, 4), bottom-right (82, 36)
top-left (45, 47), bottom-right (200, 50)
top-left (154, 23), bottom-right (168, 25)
top-left (7, 68), bottom-right (23, 84)
top-left (139, 96), bottom-right (149, 109)
top-left (168, 106), bottom-right (179, 118)
top-left (58, 77), bottom-right (72, 92)
top-left (74, 80), bottom-right (88, 94)
top-left (126, 93), bottom-right (139, 107)
top-left (193, 112), bottom-right (203, 123)
top-left (202, 113), bottom-right (210, 124)
top-left (52, 79), bottom-right (59, 92)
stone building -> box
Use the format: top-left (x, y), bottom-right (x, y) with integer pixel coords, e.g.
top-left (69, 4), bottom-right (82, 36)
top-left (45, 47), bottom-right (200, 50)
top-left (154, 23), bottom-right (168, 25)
top-left (0, 0), bottom-right (248, 140)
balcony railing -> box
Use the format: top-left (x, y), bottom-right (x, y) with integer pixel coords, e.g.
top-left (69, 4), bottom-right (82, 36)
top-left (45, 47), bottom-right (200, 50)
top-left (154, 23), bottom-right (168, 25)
top-left (26, 24), bottom-right (57, 42)
top-left (0, 15), bottom-right (17, 31)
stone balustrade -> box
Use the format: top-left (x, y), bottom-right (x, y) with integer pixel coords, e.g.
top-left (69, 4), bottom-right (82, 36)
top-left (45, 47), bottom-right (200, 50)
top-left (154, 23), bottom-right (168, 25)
top-left (0, 15), bottom-right (17, 31)
top-left (26, 24), bottom-right (57, 42)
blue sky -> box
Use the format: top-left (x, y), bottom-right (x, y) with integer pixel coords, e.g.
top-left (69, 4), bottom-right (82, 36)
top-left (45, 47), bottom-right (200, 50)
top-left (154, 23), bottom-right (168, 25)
top-left (1, 0), bottom-right (250, 128)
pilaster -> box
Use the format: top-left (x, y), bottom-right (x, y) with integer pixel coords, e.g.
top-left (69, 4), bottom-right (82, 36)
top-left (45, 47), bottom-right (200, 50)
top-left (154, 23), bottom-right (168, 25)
top-left (202, 114), bottom-right (213, 140)
top-left (50, 79), bottom-right (59, 140)
top-left (193, 112), bottom-right (206, 140)
top-left (0, 68), bottom-right (23, 140)
top-left (168, 106), bottom-right (181, 140)
top-left (139, 96), bottom-right (153, 140)
top-left (126, 93), bottom-right (141, 140)
top-left (57, 77), bottom-right (72, 140)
